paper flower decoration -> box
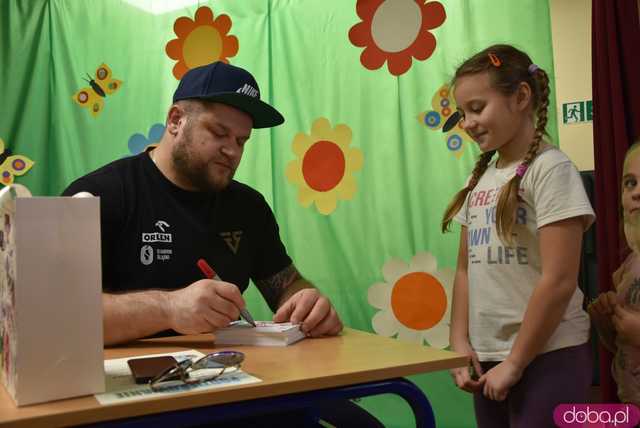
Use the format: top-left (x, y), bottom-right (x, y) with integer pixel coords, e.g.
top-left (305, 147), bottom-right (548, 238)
top-left (285, 118), bottom-right (363, 215)
top-left (166, 6), bottom-right (239, 79)
top-left (349, 0), bottom-right (446, 76)
top-left (128, 124), bottom-right (165, 155)
top-left (368, 252), bottom-right (453, 348)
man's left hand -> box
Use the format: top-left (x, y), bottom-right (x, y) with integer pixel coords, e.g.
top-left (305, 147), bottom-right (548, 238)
top-left (273, 288), bottom-right (343, 337)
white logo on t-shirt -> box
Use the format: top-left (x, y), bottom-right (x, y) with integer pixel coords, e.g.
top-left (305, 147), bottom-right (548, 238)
top-left (155, 220), bottom-right (170, 232)
top-left (140, 245), bottom-right (153, 265)
top-left (142, 220), bottom-right (173, 243)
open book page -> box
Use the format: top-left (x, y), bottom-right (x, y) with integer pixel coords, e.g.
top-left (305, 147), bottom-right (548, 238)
top-left (214, 321), bottom-right (306, 346)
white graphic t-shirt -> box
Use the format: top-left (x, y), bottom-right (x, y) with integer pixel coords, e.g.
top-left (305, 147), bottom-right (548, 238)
top-left (455, 148), bottom-right (595, 361)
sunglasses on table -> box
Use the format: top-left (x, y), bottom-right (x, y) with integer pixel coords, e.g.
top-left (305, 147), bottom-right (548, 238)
top-left (149, 350), bottom-right (245, 391)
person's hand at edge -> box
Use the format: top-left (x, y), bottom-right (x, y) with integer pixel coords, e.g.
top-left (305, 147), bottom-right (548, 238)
top-left (273, 288), bottom-right (342, 337)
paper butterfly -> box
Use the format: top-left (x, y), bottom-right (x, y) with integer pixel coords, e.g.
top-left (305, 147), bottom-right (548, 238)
top-left (418, 83), bottom-right (472, 158)
top-left (72, 63), bottom-right (123, 117)
top-left (0, 138), bottom-right (34, 186)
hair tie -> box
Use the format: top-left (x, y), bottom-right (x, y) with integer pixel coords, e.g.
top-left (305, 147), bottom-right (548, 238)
top-left (488, 53), bottom-right (501, 67)
top-left (515, 163), bottom-right (528, 177)
top-left (528, 63), bottom-right (539, 74)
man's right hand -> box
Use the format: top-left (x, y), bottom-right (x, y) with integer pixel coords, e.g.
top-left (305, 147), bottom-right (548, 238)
top-left (450, 339), bottom-right (485, 393)
top-left (166, 279), bottom-right (245, 334)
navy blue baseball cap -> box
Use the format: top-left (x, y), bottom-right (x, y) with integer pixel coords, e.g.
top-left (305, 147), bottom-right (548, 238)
top-left (172, 61), bottom-right (284, 129)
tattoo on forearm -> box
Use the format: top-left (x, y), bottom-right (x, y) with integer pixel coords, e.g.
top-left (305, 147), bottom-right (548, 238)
top-left (255, 264), bottom-right (302, 311)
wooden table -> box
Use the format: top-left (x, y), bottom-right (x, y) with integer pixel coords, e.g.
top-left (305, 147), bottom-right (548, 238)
top-left (0, 328), bottom-right (466, 427)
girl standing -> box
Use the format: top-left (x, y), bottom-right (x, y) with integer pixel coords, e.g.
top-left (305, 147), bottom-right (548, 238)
top-left (588, 141), bottom-right (640, 406)
top-left (442, 44), bottom-right (595, 427)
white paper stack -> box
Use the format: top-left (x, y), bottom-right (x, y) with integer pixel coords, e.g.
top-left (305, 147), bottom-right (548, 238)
top-left (214, 321), bottom-right (306, 346)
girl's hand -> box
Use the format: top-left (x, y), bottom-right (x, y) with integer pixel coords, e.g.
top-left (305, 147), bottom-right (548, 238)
top-left (587, 291), bottom-right (617, 336)
top-left (587, 291), bottom-right (617, 327)
top-left (449, 339), bottom-right (485, 393)
top-left (479, 359), bottom-right (523, 401)
top-left (587, 291), bottom-right (618, 352)
top-left (612, 304), bottom-right (640, 347)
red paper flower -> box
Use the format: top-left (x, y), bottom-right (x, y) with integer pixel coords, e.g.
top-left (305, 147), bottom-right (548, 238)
top-left (349, 0), bottom-right (446, 76)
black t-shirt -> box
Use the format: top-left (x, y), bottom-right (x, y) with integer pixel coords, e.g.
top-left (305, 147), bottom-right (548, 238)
top-left (62, 152), bottom-right (292, 311)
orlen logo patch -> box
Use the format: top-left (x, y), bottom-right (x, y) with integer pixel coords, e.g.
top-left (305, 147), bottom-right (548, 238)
top-left (554, 404), bottom-right (640, 427)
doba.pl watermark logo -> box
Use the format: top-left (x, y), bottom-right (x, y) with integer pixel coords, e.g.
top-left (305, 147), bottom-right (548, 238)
top-left (554, 404), bottom-right (640, 427)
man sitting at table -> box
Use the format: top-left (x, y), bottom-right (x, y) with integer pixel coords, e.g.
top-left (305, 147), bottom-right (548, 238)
top-left (63, 61), bottom-right (343, 345)
top-left (63, 61), bottom-right (383, 428)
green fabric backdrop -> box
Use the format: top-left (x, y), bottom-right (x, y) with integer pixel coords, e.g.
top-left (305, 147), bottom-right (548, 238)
top-left (0, 1), bottom-right (557, 426)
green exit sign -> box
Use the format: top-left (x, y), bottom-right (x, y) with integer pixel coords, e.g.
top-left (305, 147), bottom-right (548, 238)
top-left (562, 100), bottom-right (593, 124)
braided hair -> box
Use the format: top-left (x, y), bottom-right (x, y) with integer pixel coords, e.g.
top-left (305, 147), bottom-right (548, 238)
top-left (441, 44), bottom-right (551, 245)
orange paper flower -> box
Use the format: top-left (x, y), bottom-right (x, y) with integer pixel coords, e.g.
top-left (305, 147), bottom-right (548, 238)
top-left (165, 6), bottom-right (239, 80)
top-left (368, 252), bottom-right (453, 348)
top-left (349, 0), bottom-right (446, 76)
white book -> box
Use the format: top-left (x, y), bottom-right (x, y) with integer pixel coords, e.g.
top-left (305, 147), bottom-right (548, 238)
top-left (214, 321), bottom-right (306, 346)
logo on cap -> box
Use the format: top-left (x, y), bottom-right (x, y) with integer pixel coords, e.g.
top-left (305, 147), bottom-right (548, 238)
top-left (236, 84), bottom-right (258, 98)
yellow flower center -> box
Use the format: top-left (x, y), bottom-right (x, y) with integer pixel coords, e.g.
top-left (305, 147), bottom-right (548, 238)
top-left (391, 272), bottom-right (446, 330)
top-left (302, 140), bottom-right (346, 192)
top-left (183, 26), bottom-right (222, 68)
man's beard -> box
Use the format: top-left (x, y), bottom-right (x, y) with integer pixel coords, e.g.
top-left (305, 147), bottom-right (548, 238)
top-left (171, 122), bottom-right (234, 192)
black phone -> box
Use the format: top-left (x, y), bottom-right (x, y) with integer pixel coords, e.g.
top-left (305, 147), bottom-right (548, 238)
top-left (468, 363), bottom-right (480, 381)
top-left (127, 356), bottom-right (178, 384)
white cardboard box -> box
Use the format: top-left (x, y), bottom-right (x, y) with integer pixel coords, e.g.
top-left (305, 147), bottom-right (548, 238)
top-left (0, 186), bottom-right (104, 405)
